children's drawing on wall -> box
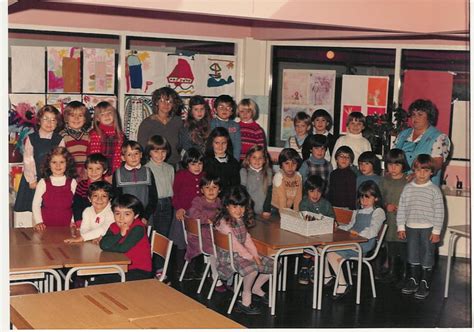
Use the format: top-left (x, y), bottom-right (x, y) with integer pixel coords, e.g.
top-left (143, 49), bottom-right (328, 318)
top-left (192, 54), bottom-right (236, 96)
top-left (11, 46), bottom-right (45, 93)
top-left (283, 70), bottom-right (308, 105)
top-left (8, 94), bottom-right (45, 162)
top-left (309, 71), bottom-right (335, 106)
top-left (207, 58), bottom-right (234, 87)
top-left (82, 95), bottom-right (117, 117)
top-left (281, 106), bottom-right (307, 141)
top-left (341, 105), bottom-right (362, 132)
top-left (47, 47), bottom-right (81, 93)
top-left (367, 77), bottom-right (388, 106)
top-left (124, 96), bottom-right (153, 140)
top-left (46, 94), bottom-right (82, 114)
top-left (166, 55), bottom-right (196, 96)
top-left (83, 48), bottom-right (115, 94)
top-left (126, 50), bottom-right (167, 95)
top-left (367, 106), bottom-right (386, 117)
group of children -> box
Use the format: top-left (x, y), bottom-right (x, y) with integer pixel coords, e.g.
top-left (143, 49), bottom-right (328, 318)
top-left (12, 88), bottom-right (445, 314)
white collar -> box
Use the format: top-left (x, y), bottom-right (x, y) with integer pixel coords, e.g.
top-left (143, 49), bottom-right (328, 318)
top-left (124, 164), bottom-right (142, 171)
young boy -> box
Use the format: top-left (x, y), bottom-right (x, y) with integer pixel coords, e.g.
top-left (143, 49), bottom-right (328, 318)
top-left (397, 154), bottom-right (444, 299)
top-left (298, 175), bottom-right (335, 284)
top-left (113, 141), bottom-right (157, 224)
top-left (327, 146), bottom-right (357, 210)
top-left (72, 153), bottom-right (108, 227)
top-left (64, 181), bottom-right (114, 244)
top-left (309, 109), bottom-right (336, 159)
top-left (299, 134), bottom-right (333, 185)
top-left (331, 111), bottom-right (371, 168)
top-left (285, 111), bottom-right (311, 158)
top-left (271, 148), bottom-right (303, 212)
top-left (238, 98), bottom-right (267, 161)
top-left (210, 94), bottom-right (241, 161)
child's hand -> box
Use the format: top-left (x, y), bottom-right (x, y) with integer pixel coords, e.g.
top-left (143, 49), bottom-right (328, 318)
top-left (34, 223), bottom-right (46, 231)
top-left (254, 255), bottom-right (262, 266)
top-left (350, 230), bottom-right (359, 236)
top-left (397, 230), bottom-right (406, 240)
top-left (386, 204), bottom-right (398, 212)
top-left (64, 236), bottom-right (84, 244)
top-left (120, 224), bottom-right (130, 236)
top-left (261, 212), bottom-right (271, 219)
top-left (406, 173), bottom-right (416, 182)
top-left (29, 181), bottom-right (37, 190)
top-left (176, 209), bottom-right (186, 221)
top-left (92, 236), bottom-right (102, 244)
top-left (430, 233), bottom-right (441, 244)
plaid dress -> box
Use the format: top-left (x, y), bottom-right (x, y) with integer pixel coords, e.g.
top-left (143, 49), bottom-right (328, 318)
top-left (215, 218), bottom-right (274, 281)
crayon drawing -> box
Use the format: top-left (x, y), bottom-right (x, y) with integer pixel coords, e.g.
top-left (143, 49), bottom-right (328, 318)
top-left (83, 48), bottom-right (115, 94)
top-left (166, 55), bottom-right (196, 96)
top-left (47, 94), bottom-right (82, 114)
top-left (367, 77), bottom-right (388, 106)
top-left (126, 50), bottom-right (167, 95)
top-left (47, 47), bottom-right (81, 93)
top-left (283, 70), bottom-right (308, 105)
top-left (309, 71), bottom-right (336, 106)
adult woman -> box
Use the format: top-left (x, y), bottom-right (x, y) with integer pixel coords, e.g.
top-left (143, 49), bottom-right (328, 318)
top-left (394, 99), bottom-right (450, 185)
top-left (137, 87), bottom-right (183, 167)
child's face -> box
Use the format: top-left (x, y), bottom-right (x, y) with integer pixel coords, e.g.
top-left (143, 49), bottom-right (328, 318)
top-left (313, 117), bottom-right (328, 134)
top-left (281, 160), bottom-right (298, 177)
top-left (90, 189), bottom-right (110, 213)
top-left (67, 110), bottom-right (86, 130)
top-left (191, 104), bottom-right (206, 121)
top-left (360, 193), bottom-right (377, 209)
top-left (387, 163), bottom-right (403, 178)
top-left (96, 108), bottom-right (115, 126)
top-left (39, 111), bottom-right (58, 133)
top-left (50, 155), bottom-right (67, 177)
top-left (311, 146), bottom-right (326, 160)
top-left (150, 149), bottom-right (167, 164)
top-left (347, 119), bottom-right (364, 135)
top-left (86, 162), bottom-right (106, 182)
top-left (157, 97), bottom-right (173, 114)
top-left (414, 167), bottom-right (432, 184)
top-left (188, 161), bottom-right (203, 175)
top-left (308, 189), bottom-right (322, 203)
top-left (201, 182), bottom-right (220, 202)
top-left (212, 136), bottom-right (228, 157)
top-left (113, 207), bottom-right (137, 228)
top-left (227, 204), bottom-right (245, 220)
top-left (294, 120), bottom-right (310, 137)
top-left (216, 102), bottom-right (233, 120)
top-left (238, 105), bottom-right (253, 122)
top-left (336, 153), bottom-right (352, 169)
top-left (359, 161), bottom-right (374, 176)
top-left (249, 150), bottom-right (265, 170)
top-left (122, 147), bottom-right (142, 168)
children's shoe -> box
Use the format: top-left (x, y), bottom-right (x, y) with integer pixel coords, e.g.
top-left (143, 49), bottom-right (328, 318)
top-left (414, 280), bottom-right (430, 299)
top-left (401, 277), bottom-right (419, 295)
top-left (234, 301), bottom-right (262, 315)
top-left (215, 284), bottom-right (227, 293)
top-left (252, 293), bottom-right (269, 305)
top-left (298, 267), bottom-right (310, 285)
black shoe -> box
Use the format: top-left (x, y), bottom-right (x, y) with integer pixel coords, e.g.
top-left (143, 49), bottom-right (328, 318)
top-left (414, 280), bottom-right (430, 299)
top-left (252, 293), bottom-right (269, 305)
top-left (234, 301), bottom-right (262, 315)
top-left (298, 267), bottom-right (310, 285)
top-left (182, 270), bottom-right (201, 281)
top-left (401, 277), bottom-right (419, 295)
top-left (332, 285), bottom-right (351, 301)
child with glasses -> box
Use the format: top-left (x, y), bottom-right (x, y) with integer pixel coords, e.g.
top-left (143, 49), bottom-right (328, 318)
top-left (327, 146), bottom-right (357, 210)
top-left (210, 95), bottom-right (241, 161)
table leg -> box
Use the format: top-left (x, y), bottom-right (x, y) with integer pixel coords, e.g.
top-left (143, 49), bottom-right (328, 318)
top-left (444, 232), bottom-right (457, 298)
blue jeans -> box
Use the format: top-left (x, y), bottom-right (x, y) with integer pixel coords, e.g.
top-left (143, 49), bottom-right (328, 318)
top-left (406, 227), bottom-right (435, 268)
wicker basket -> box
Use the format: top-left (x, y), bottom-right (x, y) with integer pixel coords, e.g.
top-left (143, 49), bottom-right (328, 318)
top-left (280, 208), bottom-right (334, 236)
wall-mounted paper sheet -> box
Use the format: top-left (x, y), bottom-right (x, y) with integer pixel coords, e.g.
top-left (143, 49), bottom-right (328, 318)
top-left (11, 46), bottom-right (45, 93)
top-left (166, 55), bottom-right (197, 96)
top-left (46, 94), bottom-right (82, 114)
top-left (194, 54), bottom-right (236, 96)
top-left (126, 50), bottom-right (167, 95)
top-left (83, 48), bottom-right (115, 94)
top-left (47, 47), bottom-right (81, 93)
top-left (82, 95), bottom-right (117, 118)
top-left (123, 96), bottom-right (153, 140)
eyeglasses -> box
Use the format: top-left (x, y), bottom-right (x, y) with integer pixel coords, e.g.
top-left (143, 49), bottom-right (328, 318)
top-left (159, 98), bottom-right (173, 105)
top-left (217, 105), bottom-right (232, 111)
top-left (41, 117), bottom-right (57, 123)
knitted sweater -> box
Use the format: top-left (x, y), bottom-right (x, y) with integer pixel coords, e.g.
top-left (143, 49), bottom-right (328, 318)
top-left (271, 170), bottom-right (303, 211)
top-left (239, 121), bottom-right (266, 160)
top-left (327, 167), bottom-right (357, 210)
top-left (299, 197), bottom-right (335, 218)
top-left (87, 123), bottom-right (124, 175)
top-left (240, 167), bottom-right (273, 214)
top-left (172, 169), bottom-right (203, 211)
top-left (331, 133), bottom-right (372, 168)
top-left (60, 128), bottom-right (90, 178)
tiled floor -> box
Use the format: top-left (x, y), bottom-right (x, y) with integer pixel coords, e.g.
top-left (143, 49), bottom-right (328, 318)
top-left (169, 255), bottom-right (471, 328)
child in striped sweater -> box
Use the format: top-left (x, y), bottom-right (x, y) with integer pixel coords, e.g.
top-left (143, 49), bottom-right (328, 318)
top-left (238, 98), bottom-right (266, 161)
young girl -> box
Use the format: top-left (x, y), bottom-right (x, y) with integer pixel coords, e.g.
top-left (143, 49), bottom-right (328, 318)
top-left (186, 174), bottom-right (221, 285)
top-left (98, 194), bottom-right (152, 283)
top-left (324, 180), bottom-right (385, 300)
top-left (309, 108), bottom-right (336, 159)
top-left (214, 185), bottom-right (274, 315)
top-left (178, 95), bottom-right (211, 155)
top-left (240, 145), bottom-right (273, 217)
top-left (378, 148), bottom-right (409, 285)
top-left (356, 151), bottom-right (382, 189)
top-left (60, 101), bottom-right (91, 179)
top-left (32, 147), bottom-right (78, 230)
top-left (238, 98), bottom-right (267, 161)
top-left (210, 95), bottom-right (241, 161)
top-left (14, 105), bottom-right (65, 226)
top-left (137, 87), bottom-right (184, 167)
top-left (271, 148), bottom-right (303, 212)
top-left (203, 127), bottom-right (240, 194)
top-left (87, 101), bottom-right (124, 179)
top-left (169, 148), bottom-right (205, 278)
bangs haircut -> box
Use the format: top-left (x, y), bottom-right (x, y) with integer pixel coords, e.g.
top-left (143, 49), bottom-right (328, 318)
top-left (88, 180), bottom-right (113, 199)
top-left (278, 148), bottom-right (302, 168)
top-left (412, 154), bottom-right (435, 172)
top-left (311, 108), bottom-right (333, 130)
top-left (385, 148), bottom-right (409, 172)
top-left (357, 180), bottom-right (383, 209)
top-left (358, 151), bottom-right (382, 175)
top-left (304, 175), bottom-right (326, 193)
top-left (182, 147), bottom-right (204, 168)
top-left (346, 111), bottom-right (366, 126)
top-left (111, 194), bottom-right (144, 217)
top-left (335, 145), bottom-right (355, 163)
top-left (293, 111), bottom-right (311, 126)
top-left (121, 140), bottom-right (143, 155)
top-left (199, 173), bottom-right (221, 189)
top-left (145, 135), bottom-right (171, 158)
top-left (85, 153), bottom-right (109, 172)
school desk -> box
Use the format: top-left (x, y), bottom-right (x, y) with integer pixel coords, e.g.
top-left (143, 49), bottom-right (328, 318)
top-left (10, 279), bottom-right (243, 329)
top-left (444, 225), bottom-right (471, 298)
top-left (249, 216), bottom-right (367, 314)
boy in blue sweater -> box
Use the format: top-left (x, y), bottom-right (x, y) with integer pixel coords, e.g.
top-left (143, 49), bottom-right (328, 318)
top-left (210, 95), bottom-right (241, 161)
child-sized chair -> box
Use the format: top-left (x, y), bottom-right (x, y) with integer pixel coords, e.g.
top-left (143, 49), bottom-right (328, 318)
top-left (151, 230), bottom-right (173, 282)
top-left (10, 282), bottom-right (39, 297)
top-left (333, 224), bottom-right (388, 299)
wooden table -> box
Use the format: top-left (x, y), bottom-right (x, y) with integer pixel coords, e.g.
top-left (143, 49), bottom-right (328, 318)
top-left (249, 217), bottom-right (367, 314)
top-left (444, 225), bottom-right (471, 298)
top-left (10, 279), bottom-right (243, 329)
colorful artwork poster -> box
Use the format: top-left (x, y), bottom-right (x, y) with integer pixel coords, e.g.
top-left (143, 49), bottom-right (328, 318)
top-left (11, 46), bottom-right (45, 93)
top-left (47, 47), bottom-right (81, 93)
top-left (193, 54), bottom-right (236, 96)
top-left (124, 96), bottom-right (153, 141)
top-left (339, 75), bottom-right (389, 133)
top-left (82, 95), bottom-right (117, 118)
top-left (46, 94), bottom-right (82, 114)
top-left (9, 94), bottom-right (46, 156)
top-left (126, 50), bottom-right (167, 95)
top-left (280, 69), bottom-right (336, 140)
top-left (166, 55), bottom-right (197, 96)
top-left (205, 97), bottom-right (217, 118)
top-left (83, 48), bottom-right (115, 94)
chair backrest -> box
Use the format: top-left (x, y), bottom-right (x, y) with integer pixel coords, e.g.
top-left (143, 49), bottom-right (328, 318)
top-left (334, 207), bottom-right (353, 225)
top-left (365, 223), bottom-right (388, 261)
top-left (211, 228), bottom-right (236, 272)
top-left (182, 217), bottom-right (200, 245)
top-left (150, 231), bottom-right (173, 282)
top-left (10, 282), bottom-right (39, 297)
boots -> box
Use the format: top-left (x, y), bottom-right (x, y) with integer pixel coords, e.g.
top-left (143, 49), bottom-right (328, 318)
top-left (414, 267), bottom-right (432, 300)
top-left (401, 264), bottom-right (420, 295)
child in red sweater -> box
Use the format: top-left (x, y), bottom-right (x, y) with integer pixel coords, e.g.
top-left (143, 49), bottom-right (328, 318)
top-left (238, 98), bottom-right (267, 161)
